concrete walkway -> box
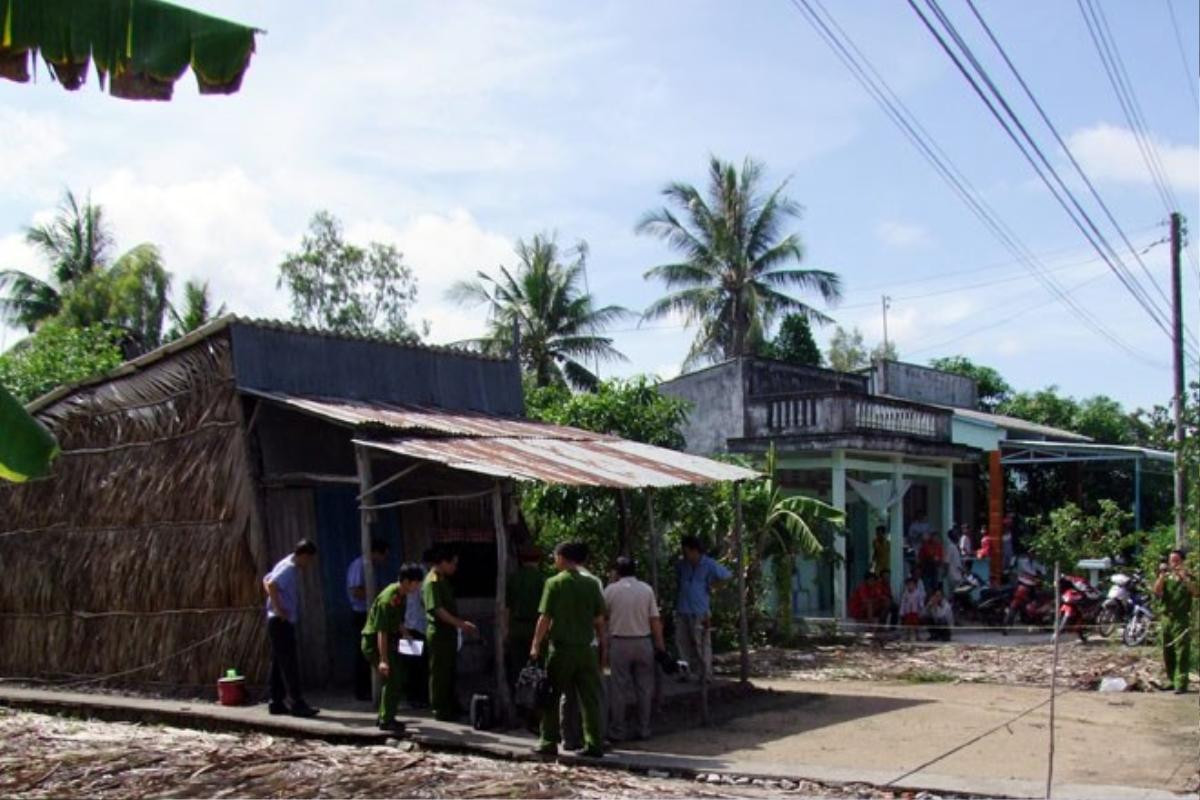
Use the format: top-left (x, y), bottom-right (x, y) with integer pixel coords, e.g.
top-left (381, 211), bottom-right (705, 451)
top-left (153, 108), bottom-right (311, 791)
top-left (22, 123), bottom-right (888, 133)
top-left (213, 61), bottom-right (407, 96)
top-left (0, 683), bottom-right (1194, 800)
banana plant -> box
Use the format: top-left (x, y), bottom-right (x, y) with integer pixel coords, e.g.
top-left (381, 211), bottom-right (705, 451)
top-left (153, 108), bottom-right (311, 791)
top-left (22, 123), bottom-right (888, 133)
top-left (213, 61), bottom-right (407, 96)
top-left (0, 383), bottom-right (57, 482)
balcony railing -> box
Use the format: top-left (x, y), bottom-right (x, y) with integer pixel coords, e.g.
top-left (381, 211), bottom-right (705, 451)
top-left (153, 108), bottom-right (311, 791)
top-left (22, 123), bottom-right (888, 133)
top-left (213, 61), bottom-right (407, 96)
top-left (748, 391), bottom-right (951, 441)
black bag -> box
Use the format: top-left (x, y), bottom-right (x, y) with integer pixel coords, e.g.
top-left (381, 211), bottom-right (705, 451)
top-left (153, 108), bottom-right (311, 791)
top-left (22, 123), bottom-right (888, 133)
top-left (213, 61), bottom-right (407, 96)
top-left (515, 662), bottom-right (553, 710)
top-left (655, 649), bottom-right (679, 675)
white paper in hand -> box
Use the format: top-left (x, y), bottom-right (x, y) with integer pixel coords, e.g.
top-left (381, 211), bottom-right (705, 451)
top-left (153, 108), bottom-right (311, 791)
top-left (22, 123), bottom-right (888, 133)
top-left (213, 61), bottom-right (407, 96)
top-left (397, 639), bottom-right (424, 657)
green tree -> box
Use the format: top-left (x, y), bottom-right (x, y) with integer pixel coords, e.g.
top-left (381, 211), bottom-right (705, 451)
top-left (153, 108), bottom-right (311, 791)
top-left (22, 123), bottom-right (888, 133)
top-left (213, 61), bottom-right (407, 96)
top-left (449, 234), bottom-right (631, 390)
top-left (637, 156), bottom-right (841, 369)
top-left (0, 322), bottom-right (123, 404)
top-left (827, 326), bottom-right (867, 372)
top-left (760, 313), bottom-right (823, 366)
top-left (166, 280), bottom-right (227, 341)
top-left (1029, 499), bottom-right (1136, 568)
top-left (278, 211), bottom-right (421, 340)
top-left (0, 190), bottom-right (112, 331)
top-left (59, 244), bottom-right (171, 357)
top-left (928, 355), bottom-right (1013, 412)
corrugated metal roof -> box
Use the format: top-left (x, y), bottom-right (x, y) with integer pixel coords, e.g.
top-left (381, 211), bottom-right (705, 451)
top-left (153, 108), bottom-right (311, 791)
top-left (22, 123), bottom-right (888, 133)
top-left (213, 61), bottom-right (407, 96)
top-left (250, 390), bottom-right (603, 440)
top-left (354, 436), bottom-right (759, 488)
top-left (944, 406), bottom-right (1093, 443)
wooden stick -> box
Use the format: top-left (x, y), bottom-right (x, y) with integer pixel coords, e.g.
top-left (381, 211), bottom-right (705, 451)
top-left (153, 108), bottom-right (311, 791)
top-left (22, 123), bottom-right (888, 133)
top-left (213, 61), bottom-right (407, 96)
top-left (734, 481), bottom-right (749, 684)
top-left (490, 482), bottom-right (514, 726)
top-left (355, 444), bottom-right (380, 703)
top-left (1046, 561), bottom-right (1061, 800)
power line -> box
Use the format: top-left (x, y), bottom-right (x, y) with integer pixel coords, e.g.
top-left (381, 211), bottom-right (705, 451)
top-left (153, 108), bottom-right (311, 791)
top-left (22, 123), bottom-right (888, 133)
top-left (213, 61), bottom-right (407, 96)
top-left (963, 0), bottom-right (1176, 318)
top-left (1163, 0), bottom-right (1200, 109)
top-left (907, 0), bottom-right (1196, 359)
top-left (785, 0), bottom-right (1169, 368)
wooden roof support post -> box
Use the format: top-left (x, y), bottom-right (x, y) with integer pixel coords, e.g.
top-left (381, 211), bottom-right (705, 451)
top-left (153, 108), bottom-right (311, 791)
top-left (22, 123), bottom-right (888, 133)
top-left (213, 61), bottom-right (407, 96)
top-left (355, 444), bottom-right (380, 701)
top-left (646, 488), bottom-right (661, 598)
top-left (988, 450), bottom-right (1004, 586)
top-left (491, 481), bottom-right (514, 725)
top-left (734, 480), bottom-right (749, 684)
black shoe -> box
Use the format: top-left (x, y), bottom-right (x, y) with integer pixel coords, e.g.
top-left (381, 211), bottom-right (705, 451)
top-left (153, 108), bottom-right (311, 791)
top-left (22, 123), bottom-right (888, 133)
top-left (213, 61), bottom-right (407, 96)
top-left (580, 747), bottom-right (604, 758)
top-left (268, 702), bottom-right (290, 715)
top-left (1174, 688), bottom-right (1187, 694)
top-left (378, 719), bottom-right (406, 733)
top-left (532, 743), bottom-right (558, 756)
top-left (291, 704), bottom-right (320, 718)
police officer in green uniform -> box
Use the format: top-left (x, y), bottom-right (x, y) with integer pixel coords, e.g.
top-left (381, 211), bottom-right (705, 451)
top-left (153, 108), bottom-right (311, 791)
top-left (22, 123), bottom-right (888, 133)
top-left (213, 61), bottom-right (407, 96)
top-left (421, 546), bottom-right (478, 721)
top-left (506, 546), bottom-right (546, 679)
top-left (1154, 548), bottom-right (1198, 694)
top-left (360, 564), bottom-right (425, 731)
top-left (530, 540), bottom-right (607, 758)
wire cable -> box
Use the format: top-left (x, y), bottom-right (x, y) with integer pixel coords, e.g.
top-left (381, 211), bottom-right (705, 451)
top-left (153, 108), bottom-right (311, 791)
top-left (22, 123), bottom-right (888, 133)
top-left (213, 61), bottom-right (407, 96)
top-left (1163, 0), bottom-right (1200, 109)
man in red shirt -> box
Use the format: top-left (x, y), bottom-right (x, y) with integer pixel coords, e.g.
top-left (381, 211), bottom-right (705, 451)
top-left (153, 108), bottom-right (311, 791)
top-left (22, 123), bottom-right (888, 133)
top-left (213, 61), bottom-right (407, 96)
top-left (917, 531), bottom-right (944, 596)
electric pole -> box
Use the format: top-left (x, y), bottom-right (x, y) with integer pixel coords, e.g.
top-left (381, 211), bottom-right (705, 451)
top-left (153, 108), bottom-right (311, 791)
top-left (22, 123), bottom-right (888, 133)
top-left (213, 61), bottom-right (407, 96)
top-left (881, 295), bottom-right (892, 352)
top-left (1170, 212), bottom-right (1187, 547)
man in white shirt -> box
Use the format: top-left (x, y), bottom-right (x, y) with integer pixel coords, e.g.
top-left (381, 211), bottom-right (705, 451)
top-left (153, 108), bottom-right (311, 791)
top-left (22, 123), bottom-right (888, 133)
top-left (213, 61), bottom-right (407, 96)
top-left (346, 539), bottom-right (389, 701)
top-left (943, 529), bottom-right (964, 590)
top-left (603, 556), bottom-right (666, 742)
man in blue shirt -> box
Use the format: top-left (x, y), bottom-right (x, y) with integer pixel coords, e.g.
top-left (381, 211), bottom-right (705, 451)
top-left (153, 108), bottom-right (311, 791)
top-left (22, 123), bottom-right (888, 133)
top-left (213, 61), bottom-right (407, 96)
top-left (263, 539), bottom-right (320, 717)
top-left (674, 535), bottom-right (731, 681)
top-left (346, 539), bottom-right (389, 701)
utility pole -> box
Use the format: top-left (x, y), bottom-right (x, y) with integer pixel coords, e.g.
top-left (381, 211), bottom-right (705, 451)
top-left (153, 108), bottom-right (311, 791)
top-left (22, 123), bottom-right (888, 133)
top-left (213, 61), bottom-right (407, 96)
top-left (1170, 212), bottom-right (1187, 547)
top-left (881, 295), bottom-right (892, 352)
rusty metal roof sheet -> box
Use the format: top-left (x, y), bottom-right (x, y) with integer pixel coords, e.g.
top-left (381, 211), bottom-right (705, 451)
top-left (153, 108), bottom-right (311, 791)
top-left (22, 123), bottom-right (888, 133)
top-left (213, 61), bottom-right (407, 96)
top-left (353, 436), bottom-right (759, 488)
top-left (248, 390), bottom-right (605, 440)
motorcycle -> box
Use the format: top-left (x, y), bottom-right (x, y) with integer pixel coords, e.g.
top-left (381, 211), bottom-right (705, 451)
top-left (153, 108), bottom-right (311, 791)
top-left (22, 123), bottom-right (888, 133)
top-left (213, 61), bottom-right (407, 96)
top-left (1097, 571), bottom-right (1142, 638)
top-left (1003, 573), bottom-right (1055, 630)
top-left (951, 572), bottom-right (998, 624)
top-left (1121, 580), bottom-right (1155, 647)
top-left (1055, 574), bottom-right (1104, 642)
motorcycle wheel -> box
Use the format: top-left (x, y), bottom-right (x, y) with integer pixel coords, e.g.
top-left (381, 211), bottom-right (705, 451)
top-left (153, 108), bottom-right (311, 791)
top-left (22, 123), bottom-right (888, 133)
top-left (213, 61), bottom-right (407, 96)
top-left (1002, 606), bottom-right (1017, 634)
top-left (1123, 614), bottom-right (1151, 647)
top-left (1095, 606), bottom-right (1118, 638)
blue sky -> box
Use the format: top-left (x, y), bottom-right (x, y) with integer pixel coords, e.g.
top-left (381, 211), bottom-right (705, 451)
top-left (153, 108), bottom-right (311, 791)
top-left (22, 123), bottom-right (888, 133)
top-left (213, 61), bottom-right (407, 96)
top-left (1, 0), bottom-right (1197, 409)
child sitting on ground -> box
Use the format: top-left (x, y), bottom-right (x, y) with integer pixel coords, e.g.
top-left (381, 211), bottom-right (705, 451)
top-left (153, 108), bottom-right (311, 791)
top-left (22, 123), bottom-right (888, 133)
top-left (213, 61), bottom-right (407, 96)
top-left (899, 576), bottom-right (924, 641)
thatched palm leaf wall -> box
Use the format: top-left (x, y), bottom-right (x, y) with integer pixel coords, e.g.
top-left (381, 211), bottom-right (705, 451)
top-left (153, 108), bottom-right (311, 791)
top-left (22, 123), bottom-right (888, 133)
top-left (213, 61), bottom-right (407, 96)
top-left (0, 335), bottom-right (267, 689)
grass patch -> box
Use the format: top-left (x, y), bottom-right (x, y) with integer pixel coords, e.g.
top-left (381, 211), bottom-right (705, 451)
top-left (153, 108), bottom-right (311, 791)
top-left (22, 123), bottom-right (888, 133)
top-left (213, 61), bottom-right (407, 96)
top-left (897, 668), bottom-right (956, 684)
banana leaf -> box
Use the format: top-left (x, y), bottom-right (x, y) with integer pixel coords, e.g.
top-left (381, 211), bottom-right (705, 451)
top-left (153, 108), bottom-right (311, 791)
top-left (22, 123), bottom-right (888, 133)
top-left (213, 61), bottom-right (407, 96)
top-left (0, 0), bottom-right (257, 100)
top-left (0, 382), bottom-right (58, 482)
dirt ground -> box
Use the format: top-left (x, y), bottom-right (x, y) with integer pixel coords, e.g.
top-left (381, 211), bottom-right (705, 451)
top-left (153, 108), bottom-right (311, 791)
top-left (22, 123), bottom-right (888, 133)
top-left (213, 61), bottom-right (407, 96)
top-left (0, 707), bottom-right (954, 799)
top-left (645, 678), bottom-right (1200, 795)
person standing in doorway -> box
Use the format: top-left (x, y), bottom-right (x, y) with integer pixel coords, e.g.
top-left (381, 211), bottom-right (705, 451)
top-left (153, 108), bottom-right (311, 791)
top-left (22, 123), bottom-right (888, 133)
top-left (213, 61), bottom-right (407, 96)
top-left (360, 563), bottom-right (425, 732)
top-left (506, 545), bottom-right (547, 689)
top-left (917, 529), bottom-right (944, 597)
top-left (604, 556), bottom-right (666, 743)
top-left (1154, 549), bottom-right (1198, 694)
top-left (422, 546), bottom-right (478, 721)
top-left (943, 528), bottom-right (963, 593)
top-left (530, 541), bottom-right (608, 758)
top-left (346, 539), bottom-right (389, 702)
top-left (262, 539), bottom-right (320, 718)
top-left (674, 535), bottom-right (731, 682)
top-left (401, 550), bottom-right (434, 708)
top-left (871, 525), bottom-right (890, 576)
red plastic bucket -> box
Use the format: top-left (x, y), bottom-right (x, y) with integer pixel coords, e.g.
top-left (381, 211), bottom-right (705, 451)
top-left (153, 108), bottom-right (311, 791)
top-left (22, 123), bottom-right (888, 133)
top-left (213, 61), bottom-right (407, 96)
top-left (217, 676), bottom-right (246, 706)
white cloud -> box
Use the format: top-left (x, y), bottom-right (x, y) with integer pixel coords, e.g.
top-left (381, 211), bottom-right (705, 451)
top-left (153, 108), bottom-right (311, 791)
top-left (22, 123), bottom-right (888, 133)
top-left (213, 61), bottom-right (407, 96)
top-left (0, 109), bottom-right (67, 191)
top-left (1066, 123), bottom-right (1199, 191)
top-left (875, 220), bottom-right (932, 248)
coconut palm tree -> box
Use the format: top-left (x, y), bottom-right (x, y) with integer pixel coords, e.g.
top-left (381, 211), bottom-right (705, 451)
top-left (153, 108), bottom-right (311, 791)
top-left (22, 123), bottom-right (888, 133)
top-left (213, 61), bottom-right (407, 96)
top-left (166, 279), bottom-right (227, 342)
top-left (637, 157), bottom-right (842, 369)
top-left (0, 191), bottom-right (112, 331)
top-left (448, 234), bottom-right (632, 390)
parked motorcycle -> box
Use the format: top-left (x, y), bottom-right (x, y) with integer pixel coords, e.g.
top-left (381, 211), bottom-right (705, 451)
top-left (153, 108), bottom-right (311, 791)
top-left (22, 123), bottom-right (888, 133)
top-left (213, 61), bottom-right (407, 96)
top-left (951, 572), bottom-right (1004, 625)
top-left (1055, 574), bottom-right (1104, 642)
top-left (1003, 573), bottom-right (1055, 630)
top-left (1097, 571), bottom-right (1143, 638)
top-left (1121, 581), bottom-right (1155, 647)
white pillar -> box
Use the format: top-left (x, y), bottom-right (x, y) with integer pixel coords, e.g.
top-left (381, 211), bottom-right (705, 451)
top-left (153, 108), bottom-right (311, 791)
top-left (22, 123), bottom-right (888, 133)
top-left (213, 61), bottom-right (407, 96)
top-left (831, 449), bottom-right (847, 619)
top-left (941, 461), bottom-right (956, 544)
top-left (889, 457), bottom-right (905, 599)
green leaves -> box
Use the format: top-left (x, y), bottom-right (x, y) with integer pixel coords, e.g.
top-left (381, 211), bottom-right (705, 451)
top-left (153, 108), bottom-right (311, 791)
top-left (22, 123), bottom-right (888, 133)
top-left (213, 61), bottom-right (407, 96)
top-left (277, 211), bottom-right (422, 341)
top-left (0, 382), bottom-right (57, 482)
top-left (1029, 499), bottom-right (1136, 568)
top-left (0, 322), bottom-right (123, 404)
top-left (448, 233), bottom-right (631, 390)
top-left (639, 156), bottom-right (841, 368)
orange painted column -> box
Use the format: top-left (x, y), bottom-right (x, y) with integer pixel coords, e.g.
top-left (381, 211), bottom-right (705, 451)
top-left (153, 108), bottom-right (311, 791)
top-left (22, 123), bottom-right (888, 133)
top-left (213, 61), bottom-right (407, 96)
top-left (988, 450), bottom-right (1004, 585)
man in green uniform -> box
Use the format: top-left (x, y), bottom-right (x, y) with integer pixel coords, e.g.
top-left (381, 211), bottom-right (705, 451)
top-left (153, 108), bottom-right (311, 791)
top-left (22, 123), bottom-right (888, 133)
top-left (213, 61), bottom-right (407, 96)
top-left (530, 540), bottom-right (607, 758)
top-left (421, 546), bottom-right (478, 721)
top-left (1154, 548), bottom-right (1198, 694)
top-left (506, 545), bottom-right (546, 682)
top-left (360, 563), bottom-right (426, 731)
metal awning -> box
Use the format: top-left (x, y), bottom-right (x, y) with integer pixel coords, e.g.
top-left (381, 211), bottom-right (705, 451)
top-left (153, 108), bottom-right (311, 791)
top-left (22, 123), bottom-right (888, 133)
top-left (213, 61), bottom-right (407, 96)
top-left (354, 437), bottom-right (759, 488)
top-left (248, 389), bottom-right (758, 487)
top-left (1000, 439), bottom-right (1175, 467)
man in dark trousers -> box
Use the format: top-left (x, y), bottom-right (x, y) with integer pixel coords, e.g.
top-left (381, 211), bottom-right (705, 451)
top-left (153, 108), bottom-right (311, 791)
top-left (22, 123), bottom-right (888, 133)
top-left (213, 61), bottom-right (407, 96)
top-left (505, 545), bottom-right (546, 689)
top-left (262, 539), bottom-right (320, 717)
top-left (530, 541), bottom-right (608, 758)
top-left (421, 546), bottom-right (478, 721)
top-left (346, 538), bottom-right (389, 701)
